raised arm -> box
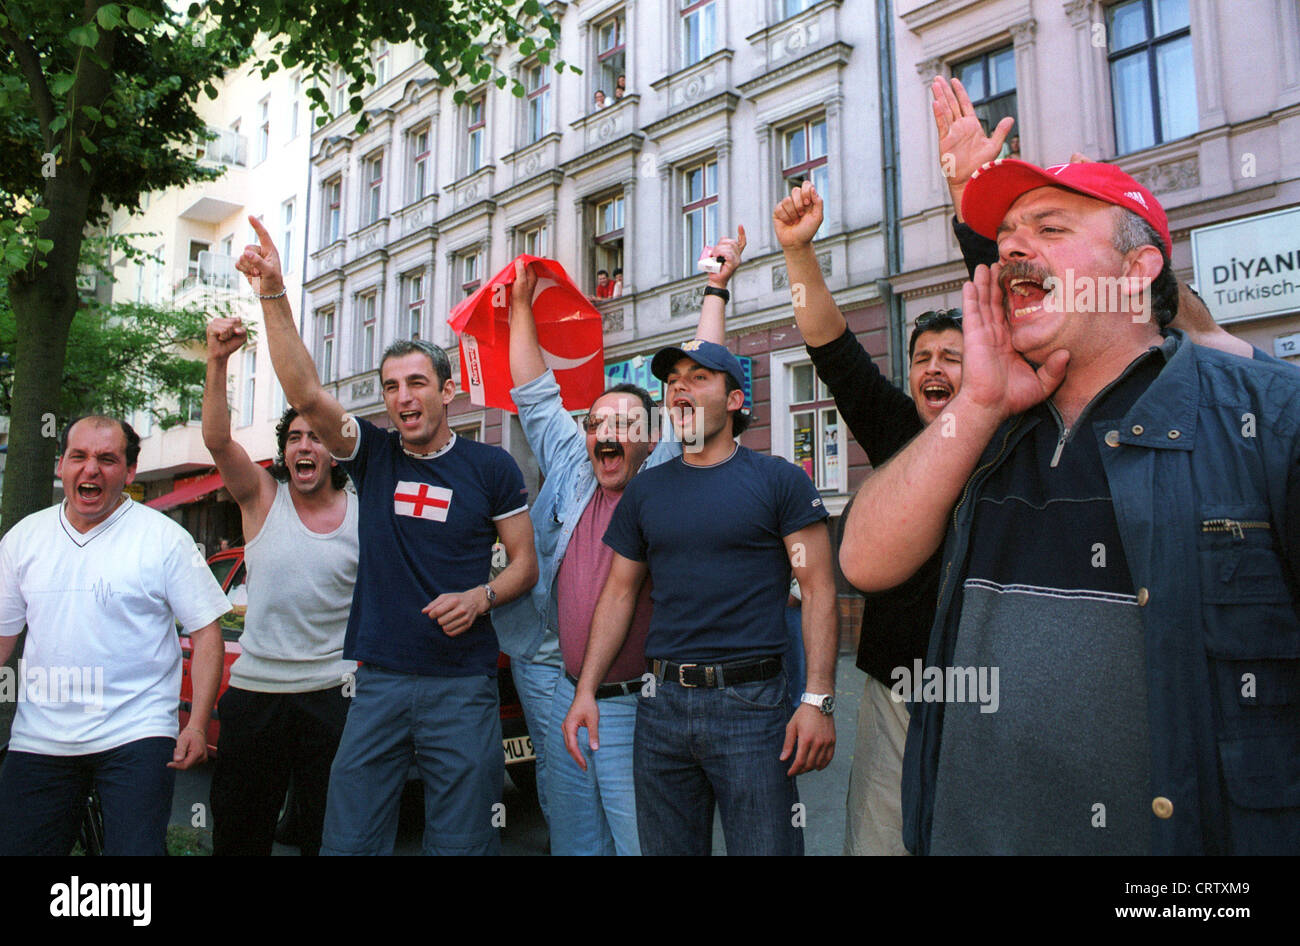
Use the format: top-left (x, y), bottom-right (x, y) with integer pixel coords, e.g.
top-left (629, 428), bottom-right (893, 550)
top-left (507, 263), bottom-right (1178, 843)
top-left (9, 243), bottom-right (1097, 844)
top-left (839, 265), bottom-right (1069, 590)
top-left (695, 226), bottom-right (745, 344)
top-left (931, 76), bottom-right (1014, 223)
top-left (202, 316), bottom-right (277, 534)
top-left (235, 215), bottom-right (356, 459)
top-left (773, 181), bottom-right (844, 347)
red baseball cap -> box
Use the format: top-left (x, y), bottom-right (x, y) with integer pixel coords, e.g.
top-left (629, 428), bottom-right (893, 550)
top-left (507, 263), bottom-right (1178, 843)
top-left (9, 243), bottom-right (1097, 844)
top-left (962, 158), bottom-right (1172, 257)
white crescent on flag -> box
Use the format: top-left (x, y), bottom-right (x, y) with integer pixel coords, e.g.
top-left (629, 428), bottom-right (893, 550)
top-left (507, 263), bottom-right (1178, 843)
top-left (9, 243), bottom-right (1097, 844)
top-left (539, 346), bottom-right (601, 371)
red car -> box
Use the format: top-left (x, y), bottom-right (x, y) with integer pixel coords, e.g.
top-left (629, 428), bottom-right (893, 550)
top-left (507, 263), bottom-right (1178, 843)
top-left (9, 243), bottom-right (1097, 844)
top-left (178, 548), bottom-right (537, 797)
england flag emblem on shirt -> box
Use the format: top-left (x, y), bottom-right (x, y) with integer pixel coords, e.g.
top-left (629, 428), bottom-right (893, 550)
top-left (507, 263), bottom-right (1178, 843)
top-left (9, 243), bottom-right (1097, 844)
top-left (393, 481), bottom-right (452, 522)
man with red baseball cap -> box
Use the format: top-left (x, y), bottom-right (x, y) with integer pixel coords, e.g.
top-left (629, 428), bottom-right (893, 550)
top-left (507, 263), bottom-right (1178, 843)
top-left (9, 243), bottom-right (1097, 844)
top-left (840, 157), bottom-right (1300, 855)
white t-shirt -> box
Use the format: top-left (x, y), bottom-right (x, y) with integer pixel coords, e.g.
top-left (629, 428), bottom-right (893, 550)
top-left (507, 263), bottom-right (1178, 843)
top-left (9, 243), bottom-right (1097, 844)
top-left (0, 498), bottom-right (231, 755)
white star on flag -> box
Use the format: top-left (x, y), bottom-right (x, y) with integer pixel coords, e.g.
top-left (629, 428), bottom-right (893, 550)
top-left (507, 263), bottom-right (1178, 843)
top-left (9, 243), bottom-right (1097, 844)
top-left (393, 481), bottom-right (453, 521)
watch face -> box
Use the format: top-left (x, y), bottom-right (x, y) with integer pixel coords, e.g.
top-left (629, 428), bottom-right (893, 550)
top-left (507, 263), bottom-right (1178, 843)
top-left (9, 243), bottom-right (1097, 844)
top-left (821, 695), bottom-right (835, 715)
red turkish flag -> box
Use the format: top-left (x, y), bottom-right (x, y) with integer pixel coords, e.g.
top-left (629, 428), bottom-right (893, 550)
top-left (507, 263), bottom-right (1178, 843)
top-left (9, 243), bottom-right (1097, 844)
top-left (448, 255), bottom-right (605, 413)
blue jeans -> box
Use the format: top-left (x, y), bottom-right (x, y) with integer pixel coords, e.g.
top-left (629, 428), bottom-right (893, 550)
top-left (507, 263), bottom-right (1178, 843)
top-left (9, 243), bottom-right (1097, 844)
top-left (634, 667), bottom-right (803, 856)
top-left (546, 674), bottom-right (641, 855)
top-left (0, 736), bottom-right (176, 856)
top-left (320, 664), bottom-right (502, 856)
top-left (508, 658), bottom-right (561, 825)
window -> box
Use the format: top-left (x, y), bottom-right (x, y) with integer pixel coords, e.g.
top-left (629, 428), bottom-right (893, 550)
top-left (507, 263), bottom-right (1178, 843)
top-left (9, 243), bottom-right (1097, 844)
top-left (240, 347), bottom-right (257, 427)
top-left (1108, 0), bottom-right (1196, 154)
top-left (781, 117), bottom-right (830, 198)
top-left (681, 0), bottom-right (717, 66)
top-left (781, 0), bottom-right (814, 17)
top-left (409, 125), bottom-right (431, 202)
top-left (333, 67), bottom-right (347, 115)
top-left (358, 293), bottom-right (378, 371)
top-left (324, 176), bottom-right (342, 243)
top-left (281, 199), bottom-right (295, 273)
top-left (460, 251), bottom-right (481, 297)
top-left (290, 75), bottom-right (301, 139)
top-left (466, 94), bottom-right (486, 174)
top-left (152, 244), bottom-right (165, 302)
top-left (406, 272), bottom-right (425, 339)
top-left (364, 151), bottom-right (384, 225)
top-left (186, 239), bottom-right (210, 286)
top-left (257, 96), bottom-right (270, 163)
top-left (593, 193), bottom-right (625, 279)
top-left (521, 221), bottom-right (548, 257)
top-left (595, 11), bottom-right (627, 103)
top-left (788, 362), bottom-right (842, 491)
top-left (525, 63), bottom-right (552, 143)
top-left (373, 41), bottom-right (390, 86)
top-left (953, 46), bottom-right (1019, 159)
top-left (319, 308), bottom-right (336, 382)
top-left (682, 159), bottom-right (718, 276)
top-left (454, 418), bottom-right (484, 441)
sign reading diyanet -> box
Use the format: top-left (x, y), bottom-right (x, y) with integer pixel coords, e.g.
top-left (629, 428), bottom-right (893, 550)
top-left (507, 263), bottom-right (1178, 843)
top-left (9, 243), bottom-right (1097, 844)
top-left (1192, 205), bottom-right (1300, 324)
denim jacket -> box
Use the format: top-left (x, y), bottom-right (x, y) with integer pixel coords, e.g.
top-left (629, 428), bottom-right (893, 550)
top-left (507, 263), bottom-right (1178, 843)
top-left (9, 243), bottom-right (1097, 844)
top-left (492, 370), bottom-right (681, 661)
top-left (903, 331), bottom-right (1300, 855)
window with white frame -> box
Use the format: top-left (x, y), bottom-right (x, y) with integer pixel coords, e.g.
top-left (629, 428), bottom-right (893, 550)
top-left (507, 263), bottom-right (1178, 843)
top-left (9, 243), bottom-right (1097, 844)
top-left (373, 40), bottom-right (390, 86)
top-left (257, 96), bottom-right (270, 163)
top-left (333, 67), bottom-right (348, 115)
top-left (152, 244), bottom-right (165, 302)
top-left (595, 10), bottom-right (626, 104)
top-left (358, 293), bottom-right (378, 371)
top-left (771, 351), bottom-right (846, 493)
top-left (281, 198), bottom-right (295, 273)
top-left (323, 176), bottom-right (342, 243)
top-left (240, 347), bottom-right (257, 427)
top-left (953, 47), bottom-right (1018, 158)
top-left (271, 375), bottom-right (287, 418)
top-left (290, 74), bottom-right (301, 139)
top-left (682, 159), bottom-right (718, 277)
top-left (466, 94), bottom-right (486, 174)
top-left (460, 251), bottom-right (482, 298)
top-left (593, 192), bottom-right (624, 285)
top-left (1108, 0), bottom-right (1196, 154)
top-left (521, 221), bottom-right (548, 257)
top-left (781, 0), bottom-right (815, 18)
top-left (781, 116), bottom-right (829, 198)
top-left (319, 308), bottom-right (336, 382)
top-left (409, 125), bottom-right (431, 202)
top-left (680, 0), bottom-right (717, 67)
top-left (454, 416), bottom-right (485, 441)
top-left (525, 62), bottom-right (551, 144)
top-left (364, 151), bottom-right (384, 225)
top-left (405, 272), bottom-right (425, 339)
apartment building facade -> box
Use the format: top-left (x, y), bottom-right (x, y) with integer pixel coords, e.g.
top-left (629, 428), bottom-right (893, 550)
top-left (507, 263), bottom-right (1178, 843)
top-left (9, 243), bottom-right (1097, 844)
top-left (891, 0), bottom-right (1300, 365)
top-left (301, 0), bottom-right (888, 532)
top-left (109, 50), bottom-right (314, 550)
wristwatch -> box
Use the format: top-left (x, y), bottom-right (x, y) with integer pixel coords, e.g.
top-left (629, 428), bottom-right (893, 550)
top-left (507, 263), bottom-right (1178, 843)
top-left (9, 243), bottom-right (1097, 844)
top-left (800, 692), bottom-right (835, 716)
top-left (482, 584), bottom-right (497, 610)
top-left (703, 285), bottom-right (730, 303)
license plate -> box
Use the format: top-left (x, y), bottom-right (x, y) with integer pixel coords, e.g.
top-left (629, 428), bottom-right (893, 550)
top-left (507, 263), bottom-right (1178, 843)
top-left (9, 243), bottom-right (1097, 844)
top-left (503, 735), bottom-right (535, 764)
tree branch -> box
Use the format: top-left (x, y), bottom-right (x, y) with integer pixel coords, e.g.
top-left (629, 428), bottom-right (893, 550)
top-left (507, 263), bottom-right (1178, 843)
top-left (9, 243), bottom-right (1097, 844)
top-left (0, 24), bottom-right (56, 145)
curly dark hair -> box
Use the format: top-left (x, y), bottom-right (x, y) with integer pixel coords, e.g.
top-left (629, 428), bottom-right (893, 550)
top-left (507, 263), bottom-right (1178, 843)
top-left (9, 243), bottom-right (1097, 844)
top-left (269, 407), bottom-right (349, 490)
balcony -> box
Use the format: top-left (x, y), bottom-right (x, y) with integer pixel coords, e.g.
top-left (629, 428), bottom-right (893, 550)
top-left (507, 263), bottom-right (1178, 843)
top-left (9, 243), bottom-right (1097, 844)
top-left (173, 251), bottom-right (241, 304)
top-left (179, 127), bottom-right (249, 223)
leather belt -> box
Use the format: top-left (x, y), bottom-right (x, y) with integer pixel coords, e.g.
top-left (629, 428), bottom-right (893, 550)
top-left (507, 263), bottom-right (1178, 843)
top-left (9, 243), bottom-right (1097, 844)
top-left (565, 672), bottom-right (643, 700)
top-left (649, 656), bottom-right (783, 689)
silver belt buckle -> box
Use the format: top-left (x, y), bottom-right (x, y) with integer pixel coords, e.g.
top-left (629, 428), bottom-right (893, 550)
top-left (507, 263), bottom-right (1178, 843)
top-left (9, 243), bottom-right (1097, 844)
top-left (677, 663), bottom-right (698, 687)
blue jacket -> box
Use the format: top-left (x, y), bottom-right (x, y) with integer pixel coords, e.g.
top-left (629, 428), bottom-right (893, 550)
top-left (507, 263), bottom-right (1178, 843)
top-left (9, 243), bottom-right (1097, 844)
top-left (492, 370), bottom-right (680, 660)
top-left (903, 331), bottom-right (1300, 855)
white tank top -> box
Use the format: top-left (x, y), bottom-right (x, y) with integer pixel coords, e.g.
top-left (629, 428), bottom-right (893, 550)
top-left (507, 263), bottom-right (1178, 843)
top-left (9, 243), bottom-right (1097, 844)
top-left (230, 480), bottom-right (359, 692)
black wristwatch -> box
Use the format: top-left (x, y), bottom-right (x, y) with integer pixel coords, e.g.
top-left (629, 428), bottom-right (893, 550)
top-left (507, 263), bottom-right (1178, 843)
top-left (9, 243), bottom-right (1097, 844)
top-left (703, 285), bottom-right (730, 303)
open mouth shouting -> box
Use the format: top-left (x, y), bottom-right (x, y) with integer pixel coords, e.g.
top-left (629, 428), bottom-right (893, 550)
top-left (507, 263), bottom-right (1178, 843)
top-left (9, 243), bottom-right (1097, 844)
top-left (593, 439), bottom-right (626, 478)
top-left (397, 409), bottom-right (423, 430)
top-left (73, 480), bottom-right (105, 505)
top-left (1000, 264), bottom-right (1055, 321)
top-left (292, 456), bottom-right (319, 483)
top-left (669, 394), bottom-right (695, 427)
top-left (919, 376), bottom-right (954, 412)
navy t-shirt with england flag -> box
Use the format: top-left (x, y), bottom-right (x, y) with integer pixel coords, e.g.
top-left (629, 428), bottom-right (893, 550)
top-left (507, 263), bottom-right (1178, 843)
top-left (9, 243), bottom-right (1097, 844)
top-left (336, 417), bottom-right (529, 677)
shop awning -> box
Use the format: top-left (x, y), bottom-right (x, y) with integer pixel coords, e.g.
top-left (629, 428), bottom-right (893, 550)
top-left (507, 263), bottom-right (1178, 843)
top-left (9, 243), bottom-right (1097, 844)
top-left (144, 459), bottom-right (271, 511)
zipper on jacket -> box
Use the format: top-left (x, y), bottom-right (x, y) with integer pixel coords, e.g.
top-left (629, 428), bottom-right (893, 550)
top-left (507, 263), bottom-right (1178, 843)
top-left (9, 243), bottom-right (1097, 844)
top-left (1201, 518), bottom-right (1271, 540)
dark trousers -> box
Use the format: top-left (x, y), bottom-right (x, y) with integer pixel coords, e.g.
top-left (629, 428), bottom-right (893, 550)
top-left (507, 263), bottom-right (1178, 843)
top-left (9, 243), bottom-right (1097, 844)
top-left (0, 736), bottom-right (176, 856)
top-left (210, 684), bottom-right (349, 856)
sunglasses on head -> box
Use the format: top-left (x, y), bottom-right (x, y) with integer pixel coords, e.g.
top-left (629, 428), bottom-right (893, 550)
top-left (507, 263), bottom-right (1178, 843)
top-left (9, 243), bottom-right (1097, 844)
top-left (914, 309), bottom-right (963, 332)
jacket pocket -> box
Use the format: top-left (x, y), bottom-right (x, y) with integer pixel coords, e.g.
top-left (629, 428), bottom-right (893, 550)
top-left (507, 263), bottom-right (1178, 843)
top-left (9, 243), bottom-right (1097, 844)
top-left (1216, 732), bottom-right (1300, 854)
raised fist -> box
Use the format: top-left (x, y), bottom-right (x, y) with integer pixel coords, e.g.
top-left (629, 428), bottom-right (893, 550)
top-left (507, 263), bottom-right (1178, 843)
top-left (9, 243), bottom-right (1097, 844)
top-left (207, 316), bottom-right (248, 361)
top-left (773, 181), bottom-right (824, 249)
